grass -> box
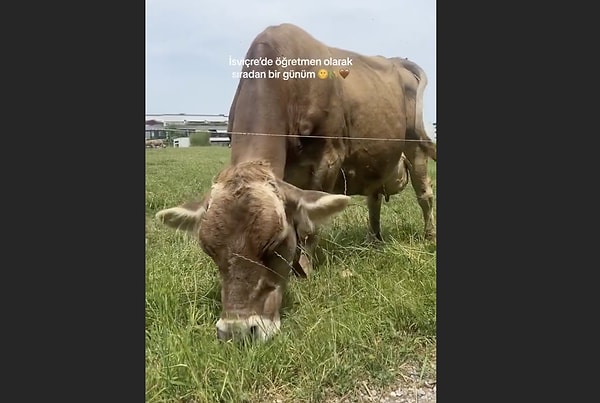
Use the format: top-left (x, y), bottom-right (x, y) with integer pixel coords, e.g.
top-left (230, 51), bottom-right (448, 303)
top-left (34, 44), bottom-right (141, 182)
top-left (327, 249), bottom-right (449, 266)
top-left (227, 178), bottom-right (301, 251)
top-left (145, 147), bottom-right (436, 402)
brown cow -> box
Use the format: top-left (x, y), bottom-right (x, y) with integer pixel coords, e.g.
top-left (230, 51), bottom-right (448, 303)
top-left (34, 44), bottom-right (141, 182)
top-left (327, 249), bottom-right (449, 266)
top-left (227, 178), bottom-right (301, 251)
top-left (156, 23), bottom-right (435, 341)
top-left (328, 57), bottom-right (436, 242)
top-left (387, 57), bottom-right (436, 240)
top-left (156, 161), bottom-right (349, 341)
top-left (146, 139), bottom-right (167, 148)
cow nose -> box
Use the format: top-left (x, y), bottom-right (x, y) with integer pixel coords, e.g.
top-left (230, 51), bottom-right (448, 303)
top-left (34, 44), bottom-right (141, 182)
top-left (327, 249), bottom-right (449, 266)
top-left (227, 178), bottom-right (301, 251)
top-left (215, 317), bottom-right (280, 342)
top-left (215, 320), bottom-right (254, 342)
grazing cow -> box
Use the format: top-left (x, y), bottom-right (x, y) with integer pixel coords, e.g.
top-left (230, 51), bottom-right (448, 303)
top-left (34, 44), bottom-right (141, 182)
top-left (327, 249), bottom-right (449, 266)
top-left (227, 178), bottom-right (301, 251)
top-left (146, 139), bottom-right (167, 148)
top-left (156, 23), bottom-right (435, 341)
top-left (156, 161), bottom-right (349, 341)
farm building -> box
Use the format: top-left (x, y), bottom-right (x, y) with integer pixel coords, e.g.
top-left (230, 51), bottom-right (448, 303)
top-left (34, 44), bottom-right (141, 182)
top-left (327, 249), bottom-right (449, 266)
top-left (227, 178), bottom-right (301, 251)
top-left (145, 120), bottom-right (168, 140)
top-left (208, 128), bottom-right (231, 146)
top-left (173, 137), bottom-right (190, 148)
top-left (146, 114), bottom-right (228, 132)
top-left (146, 114), bottom-right (434, 144)
top-left (145, 114), bottom-right (229, 144)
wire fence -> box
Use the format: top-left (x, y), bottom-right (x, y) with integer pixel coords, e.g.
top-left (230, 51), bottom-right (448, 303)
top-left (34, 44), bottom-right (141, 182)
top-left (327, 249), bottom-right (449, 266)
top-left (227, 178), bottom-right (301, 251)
top-left (145, 115), bottom-right (436, 142)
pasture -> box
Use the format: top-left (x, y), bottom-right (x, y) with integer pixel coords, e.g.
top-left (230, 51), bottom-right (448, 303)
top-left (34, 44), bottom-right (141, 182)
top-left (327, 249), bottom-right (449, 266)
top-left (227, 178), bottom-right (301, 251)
top-left (145, 147), bottom-right (436, 402)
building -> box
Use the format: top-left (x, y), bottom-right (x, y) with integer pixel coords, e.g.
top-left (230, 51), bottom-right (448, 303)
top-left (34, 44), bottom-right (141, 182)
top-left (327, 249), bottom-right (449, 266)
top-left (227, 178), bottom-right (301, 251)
top-left (145, 114), bottom-right (229, 143)
top-left (173, 137), bottom-right (191, 148)
top-left (145, 120), bottom-right (167, 140)
top-left (146, 114), bottom-right (228, 132)
top-left (208, 128), bottom-right (231, 146)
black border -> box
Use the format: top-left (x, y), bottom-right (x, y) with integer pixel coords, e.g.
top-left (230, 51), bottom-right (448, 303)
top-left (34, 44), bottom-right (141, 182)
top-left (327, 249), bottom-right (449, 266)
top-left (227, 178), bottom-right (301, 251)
top-left (436, 8), bottom-right (529, 402)
top-left (436, 1), bottom-right (583, 400)
top-left (9, 3), bottom-right (144, 400)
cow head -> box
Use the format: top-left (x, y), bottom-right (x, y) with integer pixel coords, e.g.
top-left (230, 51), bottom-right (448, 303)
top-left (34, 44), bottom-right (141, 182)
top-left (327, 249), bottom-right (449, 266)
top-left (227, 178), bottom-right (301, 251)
top-left (155, 160), bottom-right (350, 342)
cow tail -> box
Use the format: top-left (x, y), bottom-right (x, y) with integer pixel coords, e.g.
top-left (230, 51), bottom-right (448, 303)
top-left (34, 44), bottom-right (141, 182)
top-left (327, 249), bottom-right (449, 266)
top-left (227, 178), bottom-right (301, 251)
top-left (418, 137), bottom-right (437, 162)
top-left (412, 64), bottom-right (437, 162)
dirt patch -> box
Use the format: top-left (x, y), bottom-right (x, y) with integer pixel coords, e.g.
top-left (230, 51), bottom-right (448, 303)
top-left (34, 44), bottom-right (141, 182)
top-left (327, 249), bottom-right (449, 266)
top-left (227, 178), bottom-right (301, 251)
top-left (325, 358), bottom-right (436, 403)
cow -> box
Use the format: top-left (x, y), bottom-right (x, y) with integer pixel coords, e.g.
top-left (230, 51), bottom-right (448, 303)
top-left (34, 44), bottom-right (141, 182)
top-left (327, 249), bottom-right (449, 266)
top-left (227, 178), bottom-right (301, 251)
top-left (156, 23), bottom-right (435, 341)
top-left (329, 57), bottom-right (436, 243)
top-left (156, 161), bottom-right (350, 341)
top-left (386, 57), bottom-right (436, 240)
top-left (146, 139), bottom-right (167, 148)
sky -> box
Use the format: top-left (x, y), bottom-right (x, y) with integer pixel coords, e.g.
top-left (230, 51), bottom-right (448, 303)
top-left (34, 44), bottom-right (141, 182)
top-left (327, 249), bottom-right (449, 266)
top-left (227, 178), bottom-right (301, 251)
top-left (146, 0), bottom-right (436, 125)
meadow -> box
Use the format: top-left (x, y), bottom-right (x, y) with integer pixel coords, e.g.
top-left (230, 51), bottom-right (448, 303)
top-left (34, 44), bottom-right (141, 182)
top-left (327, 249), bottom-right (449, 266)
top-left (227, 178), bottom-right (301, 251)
top-left (145, 147), bottom-right (436, 402)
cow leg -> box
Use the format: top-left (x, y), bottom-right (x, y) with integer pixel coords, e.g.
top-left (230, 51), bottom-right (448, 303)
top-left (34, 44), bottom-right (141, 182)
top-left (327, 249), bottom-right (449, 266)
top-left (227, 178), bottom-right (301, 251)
top-left (405, 145), bottom-right (436, 241)
top-left (367, 193), bottom-right (384, 241)
top-left (292, 148), bottom-right (344, 277)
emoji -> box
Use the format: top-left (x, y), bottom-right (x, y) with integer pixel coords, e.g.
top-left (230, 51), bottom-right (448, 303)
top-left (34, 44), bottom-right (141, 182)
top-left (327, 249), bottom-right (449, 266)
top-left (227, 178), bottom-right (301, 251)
top-left (317, 69), bottom-right (328, 80)
top-left (339, 69), bottom-right (350, 79)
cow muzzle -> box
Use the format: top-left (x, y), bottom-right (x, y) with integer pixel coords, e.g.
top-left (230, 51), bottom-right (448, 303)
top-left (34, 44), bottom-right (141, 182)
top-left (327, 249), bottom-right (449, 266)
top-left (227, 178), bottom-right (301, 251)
top-left (215, 315), bottom-right (281, 342)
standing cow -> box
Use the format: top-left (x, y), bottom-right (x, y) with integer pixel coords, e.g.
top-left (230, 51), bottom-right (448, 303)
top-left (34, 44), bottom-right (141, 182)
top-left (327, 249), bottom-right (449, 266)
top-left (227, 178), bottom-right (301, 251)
top-left (145, 139), bottom-right (167, 148)
top-left (156, 23), bottom-right (435, 341)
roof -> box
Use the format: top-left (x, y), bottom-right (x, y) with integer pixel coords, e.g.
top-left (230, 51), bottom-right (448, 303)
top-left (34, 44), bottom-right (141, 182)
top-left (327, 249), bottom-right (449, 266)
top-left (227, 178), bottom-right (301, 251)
top-left (145, 119), bottom-right (163, 126)
top-left (145, 114), bottom-right (228, 124)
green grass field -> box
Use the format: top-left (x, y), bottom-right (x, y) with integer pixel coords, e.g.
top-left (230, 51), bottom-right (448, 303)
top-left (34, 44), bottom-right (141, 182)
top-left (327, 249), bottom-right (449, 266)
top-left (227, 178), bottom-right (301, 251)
top-left (145, 147), bottom-right (436, 402)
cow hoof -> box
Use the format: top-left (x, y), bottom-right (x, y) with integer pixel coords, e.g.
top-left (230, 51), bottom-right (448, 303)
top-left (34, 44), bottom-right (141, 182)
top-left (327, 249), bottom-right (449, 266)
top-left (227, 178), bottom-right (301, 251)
top-left (366, 232), bottom-right (384, 244)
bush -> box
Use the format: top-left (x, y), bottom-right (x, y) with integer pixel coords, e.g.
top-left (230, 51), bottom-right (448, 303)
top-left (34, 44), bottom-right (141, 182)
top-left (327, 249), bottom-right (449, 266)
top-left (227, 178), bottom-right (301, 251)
top-left (190, 132), bottom-right (210, 146)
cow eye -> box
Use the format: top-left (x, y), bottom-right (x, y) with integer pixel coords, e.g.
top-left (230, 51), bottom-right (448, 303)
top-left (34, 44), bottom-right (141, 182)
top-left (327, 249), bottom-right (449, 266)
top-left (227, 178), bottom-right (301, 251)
top-left (260, 238), bottom-right (278, 258)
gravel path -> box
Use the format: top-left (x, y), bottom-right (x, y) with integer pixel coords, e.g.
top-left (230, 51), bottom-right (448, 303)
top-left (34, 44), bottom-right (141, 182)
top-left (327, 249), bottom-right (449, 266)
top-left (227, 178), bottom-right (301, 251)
top-left (327, 360), bottom-right (437, 403)
top-left (351, 377), bottom-right (436, 402)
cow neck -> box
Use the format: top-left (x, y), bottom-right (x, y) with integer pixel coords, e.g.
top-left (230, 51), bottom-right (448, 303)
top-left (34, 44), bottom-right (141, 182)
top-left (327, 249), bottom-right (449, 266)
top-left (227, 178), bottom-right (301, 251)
top-left (230, 134), bottom-right (287, 179)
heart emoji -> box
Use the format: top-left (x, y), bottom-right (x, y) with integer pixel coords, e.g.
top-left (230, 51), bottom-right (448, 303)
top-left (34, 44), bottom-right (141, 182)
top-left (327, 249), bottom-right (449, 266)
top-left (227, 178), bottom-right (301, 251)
top-left (339, 68), bottom-right (349, 79)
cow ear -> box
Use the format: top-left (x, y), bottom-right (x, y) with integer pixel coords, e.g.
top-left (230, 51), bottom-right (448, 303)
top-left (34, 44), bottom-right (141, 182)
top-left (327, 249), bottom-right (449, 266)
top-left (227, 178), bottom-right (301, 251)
top-left (155, 199), bottom-right (208, 233)
top-left (297, 192), bottom-right (351, 227)
top-left (277, 179), bottom-right (350, 235)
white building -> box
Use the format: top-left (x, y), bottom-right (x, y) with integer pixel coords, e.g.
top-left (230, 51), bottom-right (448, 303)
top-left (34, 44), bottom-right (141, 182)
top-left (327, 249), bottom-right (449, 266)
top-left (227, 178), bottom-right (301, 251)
top-left (173, 137), bottom-right (190, 148)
